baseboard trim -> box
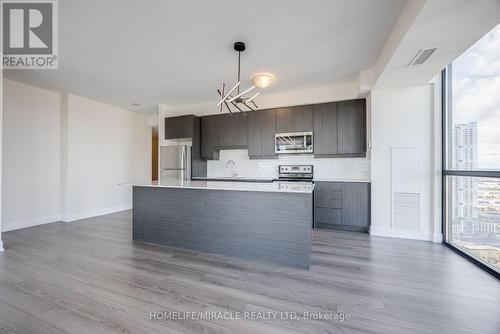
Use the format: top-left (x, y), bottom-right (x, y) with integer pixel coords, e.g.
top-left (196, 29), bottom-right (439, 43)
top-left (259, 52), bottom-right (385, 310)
top-left (1, 205), bottom-right (132, 232)
top-left (433, 233), bottom-right (443, 243)
top-left (443, 242), bottom-right (499, 280)
top-left (369, 226), bottom-right (433, 241)
top-left (315, 224), bottom-right (369, 233)
top-left (62, 205), bottom-right (131, 222)
top-left (2, 214), bottom-right (62, 232)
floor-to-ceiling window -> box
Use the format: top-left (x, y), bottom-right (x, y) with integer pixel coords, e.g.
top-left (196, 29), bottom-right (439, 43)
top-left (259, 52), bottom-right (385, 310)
top-left (443, 24), bottom-right (500, 277)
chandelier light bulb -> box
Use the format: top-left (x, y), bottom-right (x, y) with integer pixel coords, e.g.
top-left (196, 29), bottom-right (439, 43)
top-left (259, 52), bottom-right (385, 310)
top-left (252, 73), bottom-right (274, 88)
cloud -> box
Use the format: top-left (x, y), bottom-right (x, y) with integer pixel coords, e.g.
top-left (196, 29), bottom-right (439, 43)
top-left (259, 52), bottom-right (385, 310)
top-left (454, 24), bottom-right (500, 78)
top-left (452, 23), bottom-right (500, 169)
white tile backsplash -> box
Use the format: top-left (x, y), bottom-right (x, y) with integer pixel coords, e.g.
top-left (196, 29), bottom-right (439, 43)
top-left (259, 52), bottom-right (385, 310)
top-left (207, 149), bottom-right (371, 181)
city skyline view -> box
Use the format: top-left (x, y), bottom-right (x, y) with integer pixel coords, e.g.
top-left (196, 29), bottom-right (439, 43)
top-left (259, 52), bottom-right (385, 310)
top-left (450, 122), bottom-right (499, 269)
top-left (452, 23), bottom-right (500, 170)
top-left (449, 23), bottom-right (500, 270)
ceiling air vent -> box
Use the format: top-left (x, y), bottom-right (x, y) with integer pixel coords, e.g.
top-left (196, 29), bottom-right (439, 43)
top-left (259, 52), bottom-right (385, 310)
top-left (408, 48), bottom-right (436, 66)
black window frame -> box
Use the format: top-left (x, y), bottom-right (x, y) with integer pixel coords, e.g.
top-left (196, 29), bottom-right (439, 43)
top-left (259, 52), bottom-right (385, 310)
top-left (441, 66), bottom-right (500, 279)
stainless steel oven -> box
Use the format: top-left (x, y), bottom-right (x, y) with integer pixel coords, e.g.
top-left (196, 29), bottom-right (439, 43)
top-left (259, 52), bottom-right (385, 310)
top-left (277, 165), bottom-right (313, 181)
top-left (275, 132), bottom-right (313, 154)
top-left (274, 165), bottom-right (314, 197)
top-left (274, 165), bottom-right (315, 227)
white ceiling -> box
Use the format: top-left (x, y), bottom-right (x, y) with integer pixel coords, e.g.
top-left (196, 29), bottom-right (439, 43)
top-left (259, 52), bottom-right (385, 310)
top-left (4, 0), bottom-right (406, 113)
top-left (374, 0), bottom-right (500, 88)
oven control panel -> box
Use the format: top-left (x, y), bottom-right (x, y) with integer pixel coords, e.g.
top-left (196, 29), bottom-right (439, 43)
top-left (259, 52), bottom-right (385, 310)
top-left (278, 182), bottom-right (314, 192)
top-left (278, 165), bottom-right (313, 179)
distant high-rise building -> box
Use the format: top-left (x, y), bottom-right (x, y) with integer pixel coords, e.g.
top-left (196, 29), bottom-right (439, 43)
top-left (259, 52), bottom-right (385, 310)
top-left (451, 122), bottom-right (478, 231)
top-left (450, 122), bottom-right (500, 254)
top-left (451, 122), bottom-right (478, 170)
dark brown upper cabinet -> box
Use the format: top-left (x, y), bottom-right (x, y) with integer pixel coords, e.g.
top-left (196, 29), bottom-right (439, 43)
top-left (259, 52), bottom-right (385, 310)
top-left (313, 103), bottom-right (338, 155)
top-left (275, 108), bottom-right (293, 133)
top-left (215, 113), bottom-right (248, 149)
top-left (200, 115), bottom-right (218, 160)
top-left (313, 99), bottom-right (366, 157)
top-left (165, 115), bottom-right (195, 139)
top-left (200, 113), bottom-right (248, 160)
top-left (248, 109), bottom-right (276, 159)
top-left (293, 106), bottom-right (314, 132)
top-left (199, 98), bottom-right (365, 160)
top-left (275, 105), bottom-right (313, 133)
top-left (337, 99), bottom-right (366, 155)
top-left (164, 115), bottom-right (206, 177)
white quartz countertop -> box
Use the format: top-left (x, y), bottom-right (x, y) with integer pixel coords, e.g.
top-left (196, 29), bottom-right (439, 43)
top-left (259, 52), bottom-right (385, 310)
top-left (192, 177), bottom-right (371, 183)
top-left (132, 180), bottom-right (314, 193)
top-left (313, 178), bottom-right (371, 183)
top-left (191, 176), bottom-right (274, 182)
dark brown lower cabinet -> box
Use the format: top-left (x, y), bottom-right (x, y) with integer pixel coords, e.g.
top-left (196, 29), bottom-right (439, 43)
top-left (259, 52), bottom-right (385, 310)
top-left (314, 181), bottom-right (370, 232)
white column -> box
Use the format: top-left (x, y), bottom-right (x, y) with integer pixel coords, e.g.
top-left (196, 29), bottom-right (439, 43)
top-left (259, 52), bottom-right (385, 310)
top-left (431, 75), bottom-right (443, 243)
top-left (60, 93), bottom-right (69, 222)
top-left (0, 49), bottom-right (4, 251)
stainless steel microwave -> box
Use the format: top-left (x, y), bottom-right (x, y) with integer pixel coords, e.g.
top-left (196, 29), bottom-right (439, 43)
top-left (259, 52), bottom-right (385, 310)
top-left (275, 132), bottom-right (313, 154)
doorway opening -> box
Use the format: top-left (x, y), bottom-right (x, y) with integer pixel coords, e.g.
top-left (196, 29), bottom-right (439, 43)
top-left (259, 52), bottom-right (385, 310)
top-left (152, 126), bottom-right (158, 182)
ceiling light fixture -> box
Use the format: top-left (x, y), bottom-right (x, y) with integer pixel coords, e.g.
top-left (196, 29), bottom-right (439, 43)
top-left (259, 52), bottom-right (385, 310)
top-left (252, 73), bottom-right (274, 88)
top-left (217, 42), bottom-right (271, 113)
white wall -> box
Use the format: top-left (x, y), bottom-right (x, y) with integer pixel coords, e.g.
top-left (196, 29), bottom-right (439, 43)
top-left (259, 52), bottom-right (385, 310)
top-left (2, 80), bottom-right (151, 231)
top-left (0, 66), bottom-right (3, 250)
top-left (2, 80), bottom-right (62, 231)
top-left (370, 83), bottom-right (441, 242)
top-left (208, 149), bottom-right (370, 181)
top-left (62, 94), bottom-right (151, 221)
top-left (159, 82), bottom-right (360, 120)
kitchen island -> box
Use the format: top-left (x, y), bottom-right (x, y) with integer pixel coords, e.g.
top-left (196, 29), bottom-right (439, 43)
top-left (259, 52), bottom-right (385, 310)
top-left (133, 180), bottom-right (313, 268)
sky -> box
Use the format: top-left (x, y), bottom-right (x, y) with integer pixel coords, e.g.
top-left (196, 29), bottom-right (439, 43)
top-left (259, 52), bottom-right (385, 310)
top-left (452, 23), bottom-right (500, 169)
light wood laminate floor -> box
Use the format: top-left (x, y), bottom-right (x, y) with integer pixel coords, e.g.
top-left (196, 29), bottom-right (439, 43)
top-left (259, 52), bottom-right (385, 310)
top-left (0, 210), bottom-right (498, 334)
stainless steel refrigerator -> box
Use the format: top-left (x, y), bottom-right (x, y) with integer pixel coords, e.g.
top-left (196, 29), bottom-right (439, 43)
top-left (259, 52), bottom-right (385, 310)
top-left (160, 145), bottom-right (191, 182)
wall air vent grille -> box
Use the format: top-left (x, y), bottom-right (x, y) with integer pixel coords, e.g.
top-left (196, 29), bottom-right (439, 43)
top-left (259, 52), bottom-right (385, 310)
top-left (409, 48), bottom-right (437, 66)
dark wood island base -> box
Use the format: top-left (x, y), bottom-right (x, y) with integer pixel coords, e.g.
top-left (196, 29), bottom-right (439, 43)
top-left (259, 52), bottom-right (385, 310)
top-left (133, 185), bottom-right (313, 268)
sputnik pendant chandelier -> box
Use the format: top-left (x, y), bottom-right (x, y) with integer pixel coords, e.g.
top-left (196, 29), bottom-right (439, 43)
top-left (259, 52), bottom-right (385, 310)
top-left (217, 41), bottom-right (274, 113)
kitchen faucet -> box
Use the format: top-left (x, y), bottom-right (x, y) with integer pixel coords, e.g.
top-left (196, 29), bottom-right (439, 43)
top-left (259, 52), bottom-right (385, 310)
top-left (225, 160), bottom-right (237, 177)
